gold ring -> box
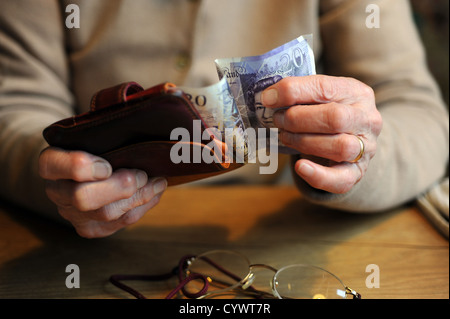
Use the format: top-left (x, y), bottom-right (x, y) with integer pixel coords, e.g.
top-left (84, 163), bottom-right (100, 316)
top-left (350, 136), bottom-right (365, 163)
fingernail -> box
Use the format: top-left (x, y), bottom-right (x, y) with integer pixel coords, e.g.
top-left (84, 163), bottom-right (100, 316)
top-left (298, 163), bottom-right (314, 177)
top-left (273, 111), bottom-right (285, 128)
top-left (136, 170), bottom-right (148, 189)
top-left (152, 178), bottom-right (168, 195)
top-left (92, 161), bottom-right (112, 179)
top-left (262, 88), bottom-right (278, 106)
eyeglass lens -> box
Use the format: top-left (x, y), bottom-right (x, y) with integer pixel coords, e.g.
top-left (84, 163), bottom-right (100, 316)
top-left (272, 264), bottom-right (348, 299)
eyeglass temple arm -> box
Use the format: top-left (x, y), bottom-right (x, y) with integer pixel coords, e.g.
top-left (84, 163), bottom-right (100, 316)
top-left (166, 272), bottom-right (210, 299)
top-left (109, 271), bottom-right (175, 299)
top-left (174, 255), bottom-right (240, 298)
top-left (170, 254), bottom-right (212, 299)
top-left (109, 254), bottom-right (210, 300)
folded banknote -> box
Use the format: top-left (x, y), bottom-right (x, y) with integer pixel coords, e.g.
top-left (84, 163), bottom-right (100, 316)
top-left (179, 34), bottom-right (316, 160)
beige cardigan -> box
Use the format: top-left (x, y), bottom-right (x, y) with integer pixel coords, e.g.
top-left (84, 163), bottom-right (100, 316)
top-left (0, 0), bottom-right (448, 221)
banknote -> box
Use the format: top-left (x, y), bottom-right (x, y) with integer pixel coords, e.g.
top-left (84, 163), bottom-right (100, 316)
top-left (215, 34), bottom-right (316, 153)
top-left (178, 77), bottom-right (249, 162)
top-left (176, 35), bottom-right (316, 161)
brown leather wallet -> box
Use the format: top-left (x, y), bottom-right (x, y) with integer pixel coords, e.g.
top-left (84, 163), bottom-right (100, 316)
top-left (43, 81), bottom-right (243, 185)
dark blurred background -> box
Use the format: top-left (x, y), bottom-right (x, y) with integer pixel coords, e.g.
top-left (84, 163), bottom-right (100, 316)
top-left (410, 0), bottom-right (449, 107)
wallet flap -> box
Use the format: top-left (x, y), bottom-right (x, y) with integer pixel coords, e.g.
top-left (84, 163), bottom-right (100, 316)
top-left (90, 81), bottom-right (144, 111)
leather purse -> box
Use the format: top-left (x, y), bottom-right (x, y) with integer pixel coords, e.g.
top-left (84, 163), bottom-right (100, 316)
top-left (43, 81), bottom-right (243, 186)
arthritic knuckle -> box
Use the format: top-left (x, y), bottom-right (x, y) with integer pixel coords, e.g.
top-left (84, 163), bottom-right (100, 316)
top-left (327, 103), bottom-right (351, 132)
top-left (278, 77), bottom-right (293, 91)
top-left (278, 78), bottom-right (299, 105)
top-left (116, 171), bottom-right (138, 197)
top-left (316, 75), bottom-right (337, 102)
top-left (335, 136), bottom-right (354, 162)
top-left (360, 83), bottom-right (375, 100)
top-left (70, 152), bottom-right (91, 181)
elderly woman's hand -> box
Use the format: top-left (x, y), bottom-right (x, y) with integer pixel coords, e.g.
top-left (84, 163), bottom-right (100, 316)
top-left (39, 147), bottom-right (167, 238)
top-left (262, 75), bottom-right (383, 194)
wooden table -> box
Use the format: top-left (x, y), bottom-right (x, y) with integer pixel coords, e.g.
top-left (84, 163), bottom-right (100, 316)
top-left (0, 186), bottom-right (448, 299)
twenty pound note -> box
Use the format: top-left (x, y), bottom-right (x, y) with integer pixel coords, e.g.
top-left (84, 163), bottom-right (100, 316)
top-left (215, 34), bottom-right (316, 133)
top-left (180, 34), bottom-right (316, 161)
top-left (178, 77), bottom-right (249, 162)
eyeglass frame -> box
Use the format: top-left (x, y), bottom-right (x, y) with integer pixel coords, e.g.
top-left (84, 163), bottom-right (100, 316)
top-left (109, 249), bottom-right (361, 299)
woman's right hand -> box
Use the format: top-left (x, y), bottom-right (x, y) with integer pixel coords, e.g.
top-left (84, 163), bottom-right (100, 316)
top-left (39, 147), bottom-right (167, 238)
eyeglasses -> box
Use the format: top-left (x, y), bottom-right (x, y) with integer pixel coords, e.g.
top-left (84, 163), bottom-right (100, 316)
top-left (110, 250), bottom-right (361, 299)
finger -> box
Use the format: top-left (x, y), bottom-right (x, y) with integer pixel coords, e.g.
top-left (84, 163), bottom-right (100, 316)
top-left (273, 102), bottom-right (366, 134)
top-left (294, 158), bottom-right (363, 194)
top-left (280, 132), bottom-right (368, 163)
top-left (87, 177), bottom-right (167, 222)
top-left (71, 190), bottom-right (164, 239)
top-left (261, 75), bottom-right (373, 108)
top-left (46, 169), bottom-right (149, 211)
top-left (39, 147), bottom-right (112, 182)
top-left (98, 193), bottom-right (164, 236)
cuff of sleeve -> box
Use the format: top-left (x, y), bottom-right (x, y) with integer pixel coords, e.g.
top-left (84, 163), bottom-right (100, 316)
top-left (416, 177), bottom-right (449, 239)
